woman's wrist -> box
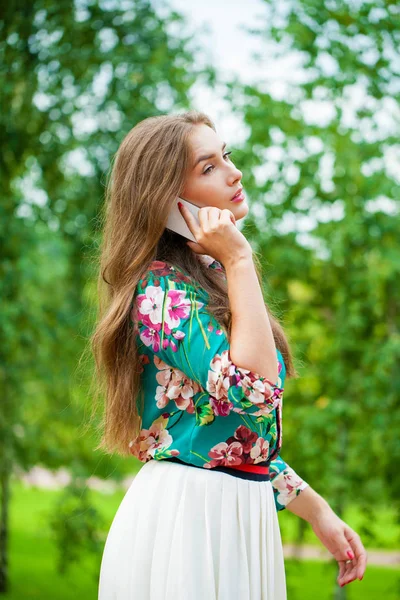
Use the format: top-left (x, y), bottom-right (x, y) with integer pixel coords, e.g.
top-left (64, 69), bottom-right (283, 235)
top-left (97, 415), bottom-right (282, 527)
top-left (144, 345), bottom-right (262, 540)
top-left (223, 253), bottom-right (253, 273)
top-left (286, 485), bottom-right (333, 525)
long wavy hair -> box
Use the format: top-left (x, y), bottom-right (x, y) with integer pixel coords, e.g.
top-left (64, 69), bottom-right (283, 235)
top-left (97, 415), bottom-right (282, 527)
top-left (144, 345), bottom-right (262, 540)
top-left (89, 110), bottom-right (299, 456)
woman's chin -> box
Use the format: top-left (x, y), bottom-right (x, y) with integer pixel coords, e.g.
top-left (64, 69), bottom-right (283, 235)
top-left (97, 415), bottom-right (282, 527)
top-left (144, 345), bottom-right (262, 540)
top-left (231, 202), bottom-right (249, 220)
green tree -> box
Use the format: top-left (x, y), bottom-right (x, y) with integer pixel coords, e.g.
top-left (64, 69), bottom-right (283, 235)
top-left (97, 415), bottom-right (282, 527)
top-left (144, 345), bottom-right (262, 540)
top-left (0, 0), bottom-right (215, 592)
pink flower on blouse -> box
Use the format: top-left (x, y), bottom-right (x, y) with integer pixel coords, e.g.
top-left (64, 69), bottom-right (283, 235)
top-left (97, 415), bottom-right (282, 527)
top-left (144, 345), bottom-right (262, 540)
top-left (136, 284), bottom-right (164, 323)
top-left (139, 314), bottom-right (172, 353)
top-left (204, 441), bottom-right (244, 468)
top-left (238, 369), bottom-right (282, 410)
top-left (209, 396), bottom-right (233, 416)
top-left (272, 469), bottom-right (308, 507)
top-left (164, 288), bottom-right (193, 328)
top-left (165, 370), bottom-right (199, 413)
top-left (250, 437), bottom-right (270, 463)
top-left (154, 364), bottom-right (173, 409)
top-left (136, 285), bottom-right (204, 352)
top-left (136, 284), bottom-right (194, 330)
top-left (154, 356), bottom-right (200, 413)
top-left (207, 351), bottom-right (234, 401)
top-left (128, 420), bottom-right (174, 462)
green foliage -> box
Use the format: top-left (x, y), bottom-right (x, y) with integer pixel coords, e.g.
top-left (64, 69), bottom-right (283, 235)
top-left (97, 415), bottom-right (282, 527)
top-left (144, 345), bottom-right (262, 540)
top-left (48, 476), bottom-right (105, 576)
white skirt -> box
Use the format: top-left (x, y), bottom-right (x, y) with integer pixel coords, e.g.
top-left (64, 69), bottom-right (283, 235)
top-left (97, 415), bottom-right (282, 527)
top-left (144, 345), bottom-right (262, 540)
top-left (98, 459), bottom-right (287, 600)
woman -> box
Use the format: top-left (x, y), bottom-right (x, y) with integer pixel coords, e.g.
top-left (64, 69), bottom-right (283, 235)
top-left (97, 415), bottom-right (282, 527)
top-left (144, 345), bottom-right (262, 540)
top-left (94, 111), bottom-right (367, 599)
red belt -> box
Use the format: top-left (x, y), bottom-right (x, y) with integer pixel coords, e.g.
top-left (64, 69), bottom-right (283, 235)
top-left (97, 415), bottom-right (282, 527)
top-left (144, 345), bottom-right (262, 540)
top-left (229, 463), bottom-right (269, 475)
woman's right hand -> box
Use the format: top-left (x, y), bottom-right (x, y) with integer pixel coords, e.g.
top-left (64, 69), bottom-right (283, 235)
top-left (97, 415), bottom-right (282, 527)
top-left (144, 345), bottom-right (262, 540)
top-left (178, 203), bottom-right (253, 268)
top-left (310, 508), bottom-right (368, 587)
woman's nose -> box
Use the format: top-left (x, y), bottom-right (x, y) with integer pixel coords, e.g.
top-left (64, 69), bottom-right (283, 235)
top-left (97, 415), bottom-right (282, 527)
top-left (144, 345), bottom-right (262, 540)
top-left (230, 165), bottom-right (242, 181)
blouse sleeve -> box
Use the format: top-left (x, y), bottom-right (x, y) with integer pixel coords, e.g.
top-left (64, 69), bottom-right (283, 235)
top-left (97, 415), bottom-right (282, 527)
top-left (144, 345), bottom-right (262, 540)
top-left (269, 454), bottom-right (310, 512)
top-left (131, 264), bottom-right (284, 418)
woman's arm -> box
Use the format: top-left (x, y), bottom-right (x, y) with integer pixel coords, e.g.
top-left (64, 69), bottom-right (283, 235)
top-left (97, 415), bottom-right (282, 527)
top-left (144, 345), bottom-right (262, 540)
top-left (224, 257), bottom-right (279, 384)
top-left (285, 483), bottom-right (330, 522)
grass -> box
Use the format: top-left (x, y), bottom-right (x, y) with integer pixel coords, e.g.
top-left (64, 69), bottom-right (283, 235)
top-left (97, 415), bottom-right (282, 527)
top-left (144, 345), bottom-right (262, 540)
top-left (3, 476), bottom-right (399, 599)
top-left (285, 560), bottom-right (400, 600)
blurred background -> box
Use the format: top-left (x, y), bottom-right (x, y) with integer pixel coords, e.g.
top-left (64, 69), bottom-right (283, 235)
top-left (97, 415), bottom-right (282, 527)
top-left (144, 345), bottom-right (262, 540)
top-left (1, 0), bottom-right (399, 598)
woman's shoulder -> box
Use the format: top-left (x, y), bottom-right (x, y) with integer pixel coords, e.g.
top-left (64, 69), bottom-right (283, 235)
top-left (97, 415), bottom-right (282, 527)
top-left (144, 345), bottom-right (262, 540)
top-left (137, 260), bottom-right (208, 298)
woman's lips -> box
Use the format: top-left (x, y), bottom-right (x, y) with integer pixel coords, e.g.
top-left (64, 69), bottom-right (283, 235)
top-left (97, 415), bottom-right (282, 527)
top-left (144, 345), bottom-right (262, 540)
top-left (230, 191), bottom-right (245, 203)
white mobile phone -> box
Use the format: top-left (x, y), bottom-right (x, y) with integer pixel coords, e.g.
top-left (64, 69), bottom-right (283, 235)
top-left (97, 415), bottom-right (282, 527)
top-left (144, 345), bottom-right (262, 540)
top-left (165, 196), bottom-right (200, 243)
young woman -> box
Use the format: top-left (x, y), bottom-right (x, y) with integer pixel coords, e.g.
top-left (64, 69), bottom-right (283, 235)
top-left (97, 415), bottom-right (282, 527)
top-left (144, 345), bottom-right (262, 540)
top-left (93, 111), bottom-right (367, 599)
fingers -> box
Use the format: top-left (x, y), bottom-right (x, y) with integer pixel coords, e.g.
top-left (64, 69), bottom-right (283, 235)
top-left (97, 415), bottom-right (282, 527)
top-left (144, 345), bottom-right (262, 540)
top-left (345, 527), bottom-right (368, 580)
top-left (337, 560), bottom-right (358, 587)
top-left (220, 208), bottom-right (237, 227)
top-left (332, 527), bottom-right (357, 563)
top-left (178, 201), bottom-right (200, 238)
top-left (336, 526), bottom-right (368, 587)
top-left (207, 207), bottom-right (224, 230)
top-left (196, 205), bottom-right (213, 231)
top-left (330, 536), bottom-right (355, 564)
top-left (180, 204), bottom-right (234, 237)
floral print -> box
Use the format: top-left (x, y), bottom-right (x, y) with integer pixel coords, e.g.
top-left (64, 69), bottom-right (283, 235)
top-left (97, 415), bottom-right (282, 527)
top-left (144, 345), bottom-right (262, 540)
top-left (129, 256), bottom-right (309, 511)
top-left (128, 414), bottom-right (180, 461)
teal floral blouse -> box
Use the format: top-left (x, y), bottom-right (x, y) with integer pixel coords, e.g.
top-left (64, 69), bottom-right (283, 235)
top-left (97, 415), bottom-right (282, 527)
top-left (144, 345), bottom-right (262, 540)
top-left (128, 255), bottom-right (309, 512)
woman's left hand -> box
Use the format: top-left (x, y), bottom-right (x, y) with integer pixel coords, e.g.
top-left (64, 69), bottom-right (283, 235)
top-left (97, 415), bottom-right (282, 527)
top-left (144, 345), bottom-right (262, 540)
top-left (310, 508), bottom-right (368, 587)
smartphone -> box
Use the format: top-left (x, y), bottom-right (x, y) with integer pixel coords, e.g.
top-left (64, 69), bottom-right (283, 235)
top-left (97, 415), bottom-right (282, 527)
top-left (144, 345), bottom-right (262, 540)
top-left (165, 196), bottom-right (200, 243)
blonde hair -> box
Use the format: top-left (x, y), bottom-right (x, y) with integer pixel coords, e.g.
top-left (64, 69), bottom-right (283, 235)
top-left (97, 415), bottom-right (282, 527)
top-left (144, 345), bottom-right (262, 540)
top-left (88, 110), bottom-right (298, 456)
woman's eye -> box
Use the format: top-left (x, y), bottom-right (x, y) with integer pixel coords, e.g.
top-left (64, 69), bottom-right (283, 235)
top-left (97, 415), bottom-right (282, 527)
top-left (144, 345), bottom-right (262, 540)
top-left (203, 151), bottom-right (233, 175)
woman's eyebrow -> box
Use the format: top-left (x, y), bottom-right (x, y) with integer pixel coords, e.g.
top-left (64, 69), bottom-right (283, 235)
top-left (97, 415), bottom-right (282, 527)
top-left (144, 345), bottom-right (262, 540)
top-left (193, 142), bottom-right (227, 169)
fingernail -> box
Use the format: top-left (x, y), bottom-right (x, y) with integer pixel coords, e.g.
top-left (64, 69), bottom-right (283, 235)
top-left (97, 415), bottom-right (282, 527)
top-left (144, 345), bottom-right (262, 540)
top-left (178, 201), bottom-right (182, 209)
top-left (347, 551), bottom-right (354, 560)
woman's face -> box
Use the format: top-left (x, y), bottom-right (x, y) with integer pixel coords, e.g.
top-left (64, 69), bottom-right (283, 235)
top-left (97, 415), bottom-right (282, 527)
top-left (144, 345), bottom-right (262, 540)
top-left (180, 124), bottom-right (248, 221)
